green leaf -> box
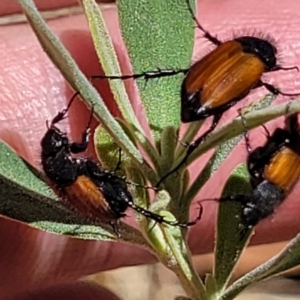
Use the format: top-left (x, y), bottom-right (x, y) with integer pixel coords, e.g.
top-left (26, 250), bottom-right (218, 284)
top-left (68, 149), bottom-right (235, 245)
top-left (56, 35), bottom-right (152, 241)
top-left (80, 0), bottom-right (143, 133)
top-left (223, 234), bottom-right (300, 299)
top-left (17, 0), bottom-right (142, 163)
top-left (176, 121), bottom-right (204, 158)
top-left (125, 165), bottom-right (151, 211)
top-left (214, 164), bottom-right (253, 291)
top-left (117, 0), bottom-right (195, 134)
top-left (133, 129), bottom-right (161, 178)
top-left (158, 126), bottom-right (178, 174)
top-left (93, 124), bottom-right (123, 170)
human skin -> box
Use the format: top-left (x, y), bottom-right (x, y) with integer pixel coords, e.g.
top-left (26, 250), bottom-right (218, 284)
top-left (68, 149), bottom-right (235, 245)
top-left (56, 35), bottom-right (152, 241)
top-left (1, 0), bottom-right (300, 299)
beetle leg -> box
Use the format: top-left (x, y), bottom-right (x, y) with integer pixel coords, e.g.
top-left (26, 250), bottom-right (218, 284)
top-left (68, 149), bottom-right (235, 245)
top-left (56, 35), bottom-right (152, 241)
top-left (260, 80), bottom-right (300, 97)
top-left (91, 68), bottom-right (188, 82)
top-left (261, 124), bottom-right (271, 138)
top-left (238, 108), bottom-right (252, 154)
top-left (69, 103), bottom-right (94, 154)
top-left (185, 0), bottom-right (222, 46)
top-left (128, 199), bottom-right (202, 228)
top-left (49, 92), bottom-right (80, 126)
top-left (271, 65), bottom-right (299, 72)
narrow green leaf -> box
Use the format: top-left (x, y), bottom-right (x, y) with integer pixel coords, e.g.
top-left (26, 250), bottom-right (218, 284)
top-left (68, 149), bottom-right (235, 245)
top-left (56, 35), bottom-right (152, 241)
top-left (158, 126), bottom-right (178, 173)
top-left (176, 121), bottom-right (204, 158)
top-left (0, 140), bottom-right (56, 203)
top-left (17, 0), bottom-right (142, 163)
top-left (117, 0), bottom-right (195, 134)
top-left (34, 220), bottom-right (148, 245)
top-left (125, 165), bottom-right (150, 210)
top-left (223, 234), bottom-right (300, 299)
top-left (80, 0), bottom-right (143, 133)
top-left (130, 126), bottom-right (161, 177)
top-left (214, 164), bottom-right (253, 291)
top-left (93, 124), bottom-right (124, 170)
top-left (143, 191), bottom-right (174, 247)
top-left (115, 120), bottom-right (165, 184)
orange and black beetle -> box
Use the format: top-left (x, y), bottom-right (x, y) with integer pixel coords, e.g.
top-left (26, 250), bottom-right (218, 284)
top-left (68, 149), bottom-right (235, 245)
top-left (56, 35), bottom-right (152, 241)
top-left (225, 113), bottom-right (300, 233)
top-left (41, 93), bottom-right (201, 231)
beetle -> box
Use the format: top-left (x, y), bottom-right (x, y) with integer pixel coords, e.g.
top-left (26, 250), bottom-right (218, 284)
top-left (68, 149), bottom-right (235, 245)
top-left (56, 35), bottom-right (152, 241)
top-left (40, 93), bottom-right (201, 233)
top-left (223, 113), bottom-right (300, 234)
top-left (91, 0), bottom-right (300, 187)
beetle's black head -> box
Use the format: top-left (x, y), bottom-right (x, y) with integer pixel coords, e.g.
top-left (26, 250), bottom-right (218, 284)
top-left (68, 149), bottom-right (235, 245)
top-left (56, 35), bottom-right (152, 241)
top-left (241, 181), bottom-right (285, 230)
top-left (235, 36), bottom-right (277, 71)
top-left (41, 127), bottom-right (69, 158)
